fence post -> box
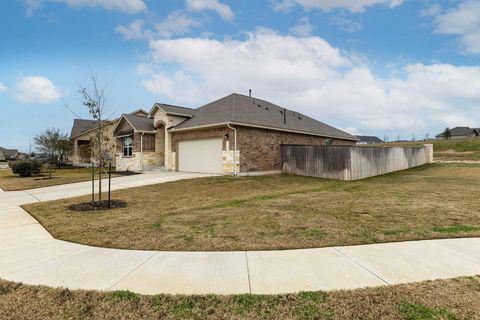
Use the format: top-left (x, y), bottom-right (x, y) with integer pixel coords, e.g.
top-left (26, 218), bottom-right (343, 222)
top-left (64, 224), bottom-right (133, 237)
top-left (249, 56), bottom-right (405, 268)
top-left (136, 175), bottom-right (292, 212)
top-left (91, 163), bottom-right (95, 203)
top-left (108, 162), bottom-right (111, 209)
top-left (424, 144), bottom-right (434, 163)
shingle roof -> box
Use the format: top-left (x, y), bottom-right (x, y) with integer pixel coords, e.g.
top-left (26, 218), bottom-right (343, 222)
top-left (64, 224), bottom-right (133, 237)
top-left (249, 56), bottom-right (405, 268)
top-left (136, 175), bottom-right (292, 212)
top-left (70, 119), bottom-right (107, 138)
top-left (356, 136), bottom-right (384, 144)
top-left (123, 114), bottom-right (155, 132)
top-left (435, 127), bottom-right (479, 138)
top-left (173, 93), bottom-right (357, 141)
top-left (0, 147), bottom-right (18, 158)
top-left (157, 104), bottom-right (197, 116)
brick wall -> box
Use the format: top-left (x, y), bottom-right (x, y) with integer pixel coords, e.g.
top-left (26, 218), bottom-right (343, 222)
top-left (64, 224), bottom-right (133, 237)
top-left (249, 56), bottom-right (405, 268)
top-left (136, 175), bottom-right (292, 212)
top-left (171, 127), bottom-right (233, 152)
top-left (236, 126), bottom-right (355, 172)
top-left (117, 133), bottom-right (155, 153)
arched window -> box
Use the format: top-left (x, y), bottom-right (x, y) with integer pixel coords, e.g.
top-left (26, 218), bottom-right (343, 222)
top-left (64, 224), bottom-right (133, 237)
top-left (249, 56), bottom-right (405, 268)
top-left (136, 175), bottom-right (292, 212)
top-left (123, 137), bottom-right (133, 157)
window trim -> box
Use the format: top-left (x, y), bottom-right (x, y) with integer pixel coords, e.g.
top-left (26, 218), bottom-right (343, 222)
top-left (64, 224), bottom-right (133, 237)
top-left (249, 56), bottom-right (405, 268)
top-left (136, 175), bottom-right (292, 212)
top-left (122, 136), bottom-right (133, 158)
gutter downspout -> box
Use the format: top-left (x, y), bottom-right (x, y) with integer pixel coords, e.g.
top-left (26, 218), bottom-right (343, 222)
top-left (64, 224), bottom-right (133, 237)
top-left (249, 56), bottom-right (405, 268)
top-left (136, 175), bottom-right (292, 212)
top-left (226, 123), bottom-right (237, 176)
top-left (140, 132), bottom-right (144, 172)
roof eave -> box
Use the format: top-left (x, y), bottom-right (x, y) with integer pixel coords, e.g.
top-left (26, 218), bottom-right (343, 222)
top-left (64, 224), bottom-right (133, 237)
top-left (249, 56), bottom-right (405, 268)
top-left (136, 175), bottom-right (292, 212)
top-left (170, 121), bottom-right (358, 141)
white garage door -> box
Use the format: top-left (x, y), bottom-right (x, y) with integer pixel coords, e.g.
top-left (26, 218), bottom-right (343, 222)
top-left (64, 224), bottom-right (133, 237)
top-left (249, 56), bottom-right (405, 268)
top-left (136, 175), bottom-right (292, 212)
top-left (178, 138), bottom-right (224, 174)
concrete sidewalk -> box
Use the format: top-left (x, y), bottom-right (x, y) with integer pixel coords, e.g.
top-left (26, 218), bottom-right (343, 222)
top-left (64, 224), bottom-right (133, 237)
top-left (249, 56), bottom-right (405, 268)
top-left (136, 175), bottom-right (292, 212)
top-left (1, 172), bottom-right (479, 295)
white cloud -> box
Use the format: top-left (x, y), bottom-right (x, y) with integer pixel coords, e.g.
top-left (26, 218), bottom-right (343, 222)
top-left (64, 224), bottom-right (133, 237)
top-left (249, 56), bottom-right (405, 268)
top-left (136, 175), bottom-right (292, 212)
top-left (155, 12), bottom-right (202, 39)
top-left (433, 1), bottom-right (480, 54)
top-left (140, 29), bottom-right (480, 136)
top-left (289, 16), bottom-right (314, 36)
top-left (24, 0), bottom-right (147, 16)
top-left (186, 0), bottom-right (235, 21)
top-left (116, 13), bottom-right (201, 40)
top-left (339, 127), bottom-right (360, 135)
top-left (0, 82), bottom-right (7, 92)
top-left (329, 12), bottom-right (363, 32)
top-left (15, 76), bottom-right (63, 104)
top-left (421, 3), bottom-right (441, 17)
top-left (116, 19), bottom-right (151, 40)
top-left (271, 0), bottom-right (404, 13)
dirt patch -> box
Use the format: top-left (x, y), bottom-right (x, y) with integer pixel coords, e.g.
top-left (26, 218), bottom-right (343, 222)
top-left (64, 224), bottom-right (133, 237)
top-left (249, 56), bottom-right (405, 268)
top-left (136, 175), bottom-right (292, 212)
top-left (67, 200), bottom-right (127, 212)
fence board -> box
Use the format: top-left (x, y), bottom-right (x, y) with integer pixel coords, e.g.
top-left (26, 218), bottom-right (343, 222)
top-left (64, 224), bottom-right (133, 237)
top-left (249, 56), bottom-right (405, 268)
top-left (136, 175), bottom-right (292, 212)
top-left (281, 145), bottom-right (432, 181)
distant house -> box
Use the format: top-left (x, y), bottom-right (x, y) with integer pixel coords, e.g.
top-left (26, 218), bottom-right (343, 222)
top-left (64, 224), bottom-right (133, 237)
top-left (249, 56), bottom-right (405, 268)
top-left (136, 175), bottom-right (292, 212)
top-left (0, 147), bottom-right (19, 161)
top-left (435, 127), bottom-right (479, 140)
top-left (355, 136), bottom-right (384, 145)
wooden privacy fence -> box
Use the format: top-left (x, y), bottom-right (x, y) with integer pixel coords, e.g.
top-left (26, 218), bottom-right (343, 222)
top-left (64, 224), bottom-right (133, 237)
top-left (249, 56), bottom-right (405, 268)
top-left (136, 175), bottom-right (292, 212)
top-left (281, 144), bottom-right (433, 181)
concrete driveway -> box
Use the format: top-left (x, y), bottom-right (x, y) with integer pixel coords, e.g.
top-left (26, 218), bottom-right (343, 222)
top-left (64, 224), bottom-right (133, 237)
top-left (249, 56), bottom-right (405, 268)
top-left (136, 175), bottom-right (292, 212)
top-left (1, 171), bottom-right (480, 295)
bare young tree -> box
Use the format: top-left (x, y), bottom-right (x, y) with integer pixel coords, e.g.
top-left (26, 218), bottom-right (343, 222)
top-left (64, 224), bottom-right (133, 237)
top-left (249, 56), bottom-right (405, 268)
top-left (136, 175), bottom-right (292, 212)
top-left (80, 75), bottom-right (114, 202)
top-left (34, 128), bottom-right (70, 179)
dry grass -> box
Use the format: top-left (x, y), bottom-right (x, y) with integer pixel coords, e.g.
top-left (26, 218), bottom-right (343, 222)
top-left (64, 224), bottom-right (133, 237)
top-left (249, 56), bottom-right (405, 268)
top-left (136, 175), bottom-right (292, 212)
top-left (0, 276), bottom-right (479, 319)
top-left (0, 167), bottom-right (119, 191)
top-left (23, 163), bottom-right (480, 251)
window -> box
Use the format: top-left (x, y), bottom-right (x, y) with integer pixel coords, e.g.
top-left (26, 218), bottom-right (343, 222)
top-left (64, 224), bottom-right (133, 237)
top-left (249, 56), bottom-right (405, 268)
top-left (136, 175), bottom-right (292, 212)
top-left (123, 137), bottom-right (133, 157)
top-left (325, 139), bottom-right (332, 146)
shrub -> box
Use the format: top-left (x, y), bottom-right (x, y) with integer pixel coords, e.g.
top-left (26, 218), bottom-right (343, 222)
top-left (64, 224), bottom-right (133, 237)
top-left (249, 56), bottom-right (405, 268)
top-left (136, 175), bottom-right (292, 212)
top-left (10, 160), bottom-right (42, 177)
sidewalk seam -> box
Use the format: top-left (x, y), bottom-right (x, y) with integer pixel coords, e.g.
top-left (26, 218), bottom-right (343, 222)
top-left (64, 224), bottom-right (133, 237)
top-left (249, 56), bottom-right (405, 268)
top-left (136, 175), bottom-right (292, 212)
top-left (333, 247), bottom-right (390, 285)
top-left (22, 190), bottom-right (41, 202)
top-left (245, 251), bottom-right (252, 294)
top-left (108, 252), bottom-right (160, 290)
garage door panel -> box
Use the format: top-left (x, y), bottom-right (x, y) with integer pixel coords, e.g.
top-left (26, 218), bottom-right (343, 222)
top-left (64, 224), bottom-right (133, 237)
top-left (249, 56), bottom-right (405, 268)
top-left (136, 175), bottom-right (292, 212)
top-left (178, 138), bottom-right (224, 174)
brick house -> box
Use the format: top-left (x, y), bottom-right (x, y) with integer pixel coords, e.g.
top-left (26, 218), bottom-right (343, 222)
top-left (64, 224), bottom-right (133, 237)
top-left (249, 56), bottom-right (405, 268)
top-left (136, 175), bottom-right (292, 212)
top-left (113, 93), bottom-right (358, 174)
top-left (435, 127), bottom-right (480, 140)
top-left (69, 109), bottom-right (148, 166)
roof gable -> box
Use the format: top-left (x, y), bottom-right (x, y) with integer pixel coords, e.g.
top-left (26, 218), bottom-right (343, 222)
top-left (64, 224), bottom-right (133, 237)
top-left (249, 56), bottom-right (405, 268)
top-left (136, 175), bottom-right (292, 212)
top-left (356, 136), bottom-right (384, 143)
top-left (70, 119), bottom-right (106, 139)
top-left (113, 114), bottom-right (155, 136)
top-left (148, 103), bottom-right (196, 118)
top-left (129, 109), bottom-right (148, 117)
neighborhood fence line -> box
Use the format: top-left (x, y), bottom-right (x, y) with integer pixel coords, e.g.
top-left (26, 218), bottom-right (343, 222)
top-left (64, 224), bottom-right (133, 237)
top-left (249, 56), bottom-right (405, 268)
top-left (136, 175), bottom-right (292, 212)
top-left (281, 144), bottom-right (433, 181)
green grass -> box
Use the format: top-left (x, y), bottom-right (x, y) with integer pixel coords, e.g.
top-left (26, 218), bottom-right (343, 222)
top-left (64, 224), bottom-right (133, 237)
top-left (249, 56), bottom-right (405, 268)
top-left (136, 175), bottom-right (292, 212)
top-left (1, 276), bottom-right (479, 319)
top-left (23, 163), bottom-right (480, 251)
top-left (432, 225), bottom-right (480, 234)
top-left (382, 138), bottom-right (480, 162)
top-left (398, 302), bottom-right (459, 320)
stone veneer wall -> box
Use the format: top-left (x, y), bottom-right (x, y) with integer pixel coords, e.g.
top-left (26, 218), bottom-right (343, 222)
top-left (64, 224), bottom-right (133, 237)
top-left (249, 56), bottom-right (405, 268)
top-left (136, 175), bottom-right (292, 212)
top-left (115, 152), bottom-right (157, 172)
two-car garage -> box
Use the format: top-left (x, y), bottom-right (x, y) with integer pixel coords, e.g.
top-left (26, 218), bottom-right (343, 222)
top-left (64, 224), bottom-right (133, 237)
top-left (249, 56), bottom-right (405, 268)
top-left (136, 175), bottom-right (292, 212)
top-left (177, 138), bottom-right (224, 174)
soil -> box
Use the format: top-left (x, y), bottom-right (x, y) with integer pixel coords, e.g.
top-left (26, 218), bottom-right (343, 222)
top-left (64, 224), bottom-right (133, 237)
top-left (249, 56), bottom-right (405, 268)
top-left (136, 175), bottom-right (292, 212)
top-left (67, 200), bottom-right (127, 212)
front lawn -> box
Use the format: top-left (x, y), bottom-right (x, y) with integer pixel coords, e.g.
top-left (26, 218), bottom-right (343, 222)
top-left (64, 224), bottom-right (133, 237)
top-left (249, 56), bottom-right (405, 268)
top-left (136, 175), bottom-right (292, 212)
top-left (0, 167), bottom-right (120, 191)
top-left (0, 276), bottom-right (479, 319)
top-left (23, 163), bottom-right (480, 251)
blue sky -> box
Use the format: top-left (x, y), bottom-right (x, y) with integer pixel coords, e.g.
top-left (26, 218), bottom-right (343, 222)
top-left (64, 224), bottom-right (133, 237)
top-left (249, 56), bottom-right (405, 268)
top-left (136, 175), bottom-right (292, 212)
top-left (1, 0), bottom-right (479, 151)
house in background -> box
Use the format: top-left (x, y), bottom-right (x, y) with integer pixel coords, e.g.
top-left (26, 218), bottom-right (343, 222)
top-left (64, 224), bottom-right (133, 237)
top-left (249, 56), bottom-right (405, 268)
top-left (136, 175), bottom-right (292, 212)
top-left (69, 109), bottom-right (148, 166)
top-left (435, 127), bottom-right (480, 140)
top-left (0, 147), bottom-right (19, 161)
top-left (355, 136), bottom-right (384, 145)
top-left (113, 93), bottom-right (358, 174)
